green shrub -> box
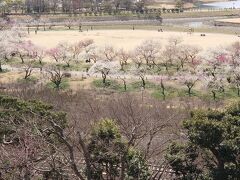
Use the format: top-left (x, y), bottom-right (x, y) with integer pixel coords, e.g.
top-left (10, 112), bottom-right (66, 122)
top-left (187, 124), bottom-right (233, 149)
top-left (46, 79), bottom-right (69, 90)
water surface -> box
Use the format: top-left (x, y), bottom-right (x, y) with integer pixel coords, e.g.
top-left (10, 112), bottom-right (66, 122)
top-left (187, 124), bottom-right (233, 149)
top-left (202, 0), bottom-right (240, 8)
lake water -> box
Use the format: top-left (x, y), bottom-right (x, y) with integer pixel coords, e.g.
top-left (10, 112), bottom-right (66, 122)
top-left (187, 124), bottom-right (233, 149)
top-left (202, 0), bottom-right (240, 9)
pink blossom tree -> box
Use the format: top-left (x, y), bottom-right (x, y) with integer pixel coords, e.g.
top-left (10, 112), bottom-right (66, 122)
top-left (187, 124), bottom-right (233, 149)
top-left (102, 45), bottom-right (117, 61)
top-left (16, 40), bottom-right (36, 64)
top-left (47, 43), bottom-right (70, 67)
top-left (48, 40), bottom-right (94, 67)
top-left (134, 39), bottom-right (161, 67)
top-left (162, 44), bottom-right (177, 73)
top-left (72, 39), bottom-right (94, 62)
top-left (202, 48), bottom-right (228, 79)
top-left (175, 44), bottom-right (201, 71)
top-left (47, 47), bottom-right (63, 63)
top-left (80, 39), bottom-right (94, 50)
top-left (15, 40), bottom-right (38, 79)
top-left (200, 49), bottom-right (228, 99)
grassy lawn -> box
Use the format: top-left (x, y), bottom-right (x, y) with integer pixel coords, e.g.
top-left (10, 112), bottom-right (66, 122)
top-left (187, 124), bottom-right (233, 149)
top-left (161, 9), bottom-right (240, 18)
top-left (92, 78), bottom-right (240, 101)
top-left (30, 23), bottom-right (240, 35)
top-left (57, 62), bottom-right (92, 71)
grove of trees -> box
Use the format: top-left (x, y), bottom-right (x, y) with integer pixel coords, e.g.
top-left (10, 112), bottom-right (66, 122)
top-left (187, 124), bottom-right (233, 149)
top-left (0, 83), bottom-right (239, 179)
top-left (0, 88), bottom-right (185, 179)
top-left (1, 25), bottom-right (240, 100)
top-left (166, 102), bottom-right (240, 179)
top-left (0, 22), bottom-right (239, 180)
top-left (0, 0), bottom-right (151, 14)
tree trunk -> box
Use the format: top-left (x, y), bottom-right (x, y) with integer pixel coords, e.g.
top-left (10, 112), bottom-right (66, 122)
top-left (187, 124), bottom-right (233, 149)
top-left (210, 148), bottom-right (227, 180)
top-left (123, 80), bottom-right (127, 91)
top-left (137, 63), bottom-right (141, 68)
top-left (212, 91), bottom-right (216, 100)
top-left (161, 79), bottom-right (165, 100)
top-left (0, 62), bottom-right (2, 72)
top-left (23, 166), bottom-right (31, 180)
top-left (55, 81), bottom-right (61, 89)
top-left (188, 86), bottom-right (192, 96)
top-left (141, 77), bottom-right (145, 89)
top-left (78, 132), bottom-right (92, 180)
top-left (24, 69), bottom-right (31, 79)
top-left (20, 55), bottom-right (24, 64)
top-left (165, 64), bottom-right (168, 73)
top-left (102, 73), bottom-right (106, 84)
top-left (50, 121), bottom-right (85, 180)
top-left (237, 85), bottom-right (240, 96)
top-left (120, 155), bottom-right (125, 180)
top-left (181, 61), bottom-right (184, 69)
top-left (120, 62), bottom-right (124, 71)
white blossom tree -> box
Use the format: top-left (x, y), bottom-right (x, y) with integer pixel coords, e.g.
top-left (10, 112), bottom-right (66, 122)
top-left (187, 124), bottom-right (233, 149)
top-left (205, 76), bottom-right (225, 100)
top-left (132, 66), bottom-right (149, 89)
top-left (155, 75), bottom-right (169, 100)
top-left (226, 66), bottom-right (240, 96)
top-left (226, 41), bottom-right (240, 67)
top-left (88, 60), bottom-right (120, 84)
top-left (132, 50), bottom-right (144, 69)
top-left (46, 65), bottom-right (66, 89)
top-left (84, 44), bottom-right (100, 63)
top-left (168, 36), bottom-right (183, 46)
top-left (101, 45), bottom-right (117, 61)
top-left (34, 45), bottom-right (46, 65)
top-left (116, 48), bottom-right (132, 71)
top-left (177, 72), bottom-right (199, 96)
top-left (0, 26), bottom-right (26, 71)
